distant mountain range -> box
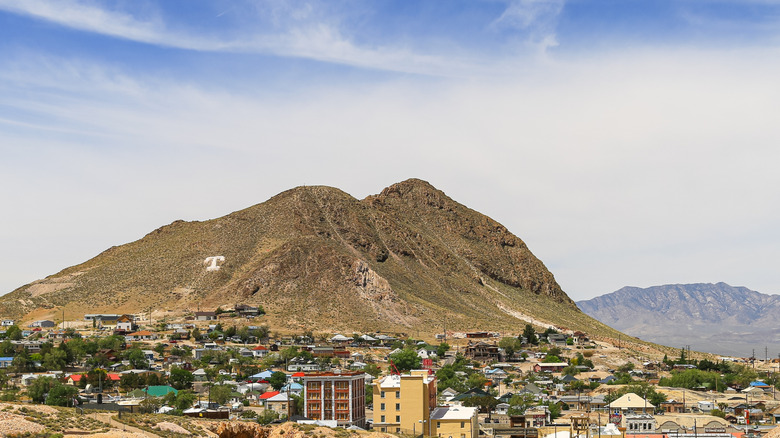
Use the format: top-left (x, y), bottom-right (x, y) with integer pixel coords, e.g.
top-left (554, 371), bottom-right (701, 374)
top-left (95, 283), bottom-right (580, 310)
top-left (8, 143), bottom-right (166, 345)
top-left (0, 179), bottom-right (624, 340)
top-left (577, 282), bottom-right (780, 357)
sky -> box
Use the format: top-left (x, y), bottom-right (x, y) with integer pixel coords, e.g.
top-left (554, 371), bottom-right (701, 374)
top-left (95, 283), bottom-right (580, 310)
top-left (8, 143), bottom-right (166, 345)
top-left (1, 0), bottom-right (780, 301)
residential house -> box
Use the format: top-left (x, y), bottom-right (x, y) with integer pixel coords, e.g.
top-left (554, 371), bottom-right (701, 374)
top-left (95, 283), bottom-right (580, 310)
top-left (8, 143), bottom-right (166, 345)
top-left (252, 345), bottom-right (269, 358)
top-left (235, 304), bottom-right (261, 317)
top-left (533, 362), bottom-right (568, 373)
top-left (430, 406), bottom-right (478, 438)
top-left (115, 315), bottom-right (136, 332)
top-left (195, 311), bottom-right (216, 321)
top-left (372, 370), bottom-right (437, 435)
top-left (441, 387), bottom-right (460, 403)
top-left (608, 393), bottom-right (655, 427)
top-left (29, 320), bottom-right (55, 328)
top-left (464, 342), bottom-right (501, 363)
top-left (124, 330), bottom-right (157, 342)
top-left (0, 357), bottom-right (13, 368)
top-left (1, 320), bottom-right (15, 326)
top-left (266, 392), bottom-right (291, 416)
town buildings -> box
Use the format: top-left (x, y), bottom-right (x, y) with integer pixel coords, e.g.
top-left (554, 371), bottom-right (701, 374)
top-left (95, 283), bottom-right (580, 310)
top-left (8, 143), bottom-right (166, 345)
top-left (372, 370), bottom-right (437, 435)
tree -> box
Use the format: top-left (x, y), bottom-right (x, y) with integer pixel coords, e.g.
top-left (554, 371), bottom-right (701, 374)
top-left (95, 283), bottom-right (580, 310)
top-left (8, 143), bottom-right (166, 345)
top-left (522, 325), bottom-right (538, 345)
top-left (191, 328), bottom-right (201, 340)
top-left (28, 376), bottom-right (57, 403)
top-left (12, 349), bottom-right (33, 373)
top-left (464, 395), bottom-right (499, 419)
top-left (436, 343), bottom-right (450, 357)
top-left (388, 348), bottom-right (421, 372)
top-left (258, 409), bottom-right (279, 425)
top-left (499, 337), bottom-right (522, 359)
top-left (173, 390), bottom-right (197, 410)
top-left (169, 367), bottom-right (194, 390)
top-left (126, 348), bottom-right (148, 369)
top-left (364, 363), bottom-right (382, 377)
top-left (507, 393), bottom-right (537, 415)
top-left (46, 383), bottom-right (79, 406)
top-left (154, 343), bottom-right (167, 356)
top-left (5, 325), bottom-right (22, 341)
top-left (269, 371), bottom-right (288, 391)
top-left (210, 384), bottom-right (234, 405)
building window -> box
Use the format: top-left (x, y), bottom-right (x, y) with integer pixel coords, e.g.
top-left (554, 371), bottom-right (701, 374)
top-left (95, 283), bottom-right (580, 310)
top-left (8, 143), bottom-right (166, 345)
top-left (381, 415), bottom-right (385, 423)
top-left (396, 403), bottom-right (400, 410)
top-left (396, 428), bottom-right (401, 433)
top-left (381, 391), bottom-right (385, 398)
top-left (380, 403), bottom-right (385, 411)
top-left (396, 391), bottom-right (400, 398)
top-left (461, 422), bottom-right (465, 428)
top-left (396, 416), bottom-right (400, 422)
top-left (438, 422), bottom-right (441, 428)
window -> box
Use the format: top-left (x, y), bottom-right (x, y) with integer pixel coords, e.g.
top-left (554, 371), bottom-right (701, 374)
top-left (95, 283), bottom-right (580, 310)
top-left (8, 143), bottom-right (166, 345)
top-left (396, 403), bottom-right (400, 411)
top-left (381, 391), bottom-right (385, 398)
top-left (437, 422), bottom-right (441, 428)
top-left (380, 403), bottom-right (385, 411)
top-left (396, 391), bottom-right (400, 399)
top-left (461, 422), bottom-right (465, 428)
top-left (396, 416), bottom-right (400, 422)
top-left (381, 415), bottom-right (386, 423)
top-left (396, 428), bottom-right (401, 433)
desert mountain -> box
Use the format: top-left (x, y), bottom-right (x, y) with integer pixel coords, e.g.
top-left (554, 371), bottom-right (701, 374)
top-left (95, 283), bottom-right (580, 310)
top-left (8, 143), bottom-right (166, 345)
top-left (577, 282), bottom-right (780, 357)
top-left (3, 179), bottom-right (619, 338)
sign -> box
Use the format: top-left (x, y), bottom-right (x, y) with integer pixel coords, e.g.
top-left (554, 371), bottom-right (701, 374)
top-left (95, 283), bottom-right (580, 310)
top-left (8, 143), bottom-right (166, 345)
top-left (204, 256), bottom-right (225, 271)
top-left (705, 428), bottom-right (726, 433)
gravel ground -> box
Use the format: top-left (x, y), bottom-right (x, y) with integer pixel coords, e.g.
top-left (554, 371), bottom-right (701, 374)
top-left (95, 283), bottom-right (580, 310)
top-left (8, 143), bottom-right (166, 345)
top-left (0, 411), bottom-right (46, 437)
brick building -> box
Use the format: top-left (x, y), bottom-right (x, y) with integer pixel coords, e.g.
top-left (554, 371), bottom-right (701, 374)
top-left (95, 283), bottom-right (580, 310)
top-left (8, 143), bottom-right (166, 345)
top-left (302, 371), bottom-right (366, 428)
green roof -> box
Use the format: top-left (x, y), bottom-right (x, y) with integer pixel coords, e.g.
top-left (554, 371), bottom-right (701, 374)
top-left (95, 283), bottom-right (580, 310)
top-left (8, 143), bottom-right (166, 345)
top-left (144, 385), bottom-right (178, 397)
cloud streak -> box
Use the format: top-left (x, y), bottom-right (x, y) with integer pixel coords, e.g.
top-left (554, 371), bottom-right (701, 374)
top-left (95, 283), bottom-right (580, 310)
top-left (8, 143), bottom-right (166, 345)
top-left (0, 0), bottom-right (479, 76)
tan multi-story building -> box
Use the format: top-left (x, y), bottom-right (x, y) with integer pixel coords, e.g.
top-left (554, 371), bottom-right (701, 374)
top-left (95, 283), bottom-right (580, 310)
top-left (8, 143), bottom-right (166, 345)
top-left (302, 371), bottom-right (366, 428)
top-left (430, 406), bottom-right (478, 438)
top-left (373, 370), bottom-right (437, 435)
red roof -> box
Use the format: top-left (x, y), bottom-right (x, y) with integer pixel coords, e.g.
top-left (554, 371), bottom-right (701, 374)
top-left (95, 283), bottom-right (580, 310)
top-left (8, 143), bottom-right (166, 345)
top-left (292, 372), bottom-right (305, 377)
top-left (259, 391), bottom-right (280, 400)
top-left (107, 373), bottom-right (121, 381)
top-left (68, 374), bottom-right (85, 382)
top-left (252, 345), bottom-right (267, 351)
top-left (127, 330), bottom-right (153, 337)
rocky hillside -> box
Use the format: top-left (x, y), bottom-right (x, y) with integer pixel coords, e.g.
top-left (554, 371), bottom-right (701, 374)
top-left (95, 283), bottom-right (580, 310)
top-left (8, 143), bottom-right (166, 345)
top-left (577, 283), bottom-right (780, 357)
top-left (1, 179), bottom-right (619, 338)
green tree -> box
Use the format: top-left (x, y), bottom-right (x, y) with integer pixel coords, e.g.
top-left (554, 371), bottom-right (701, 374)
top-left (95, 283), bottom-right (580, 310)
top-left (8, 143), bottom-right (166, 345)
top-left (191, 328), bottom-right (201, 340)
top-left (507, 393), bottom-right (537, 415)
top-left (522, 325), bottom-right (538, 345)
top-left (499, 337), bottom-right (522, 359)
top-left (125, 348), bottom-right (148, 369)
top-left (464, 395), bottom-right (499, 419)
top-left (364, 363), bottom-right (382, 377)
top-left (436, 343), bottom-right (450, 357)
top-left (169, 367), bottom-right (194, 390)
top-left (46, 383), bottom-right (79, 406)
top-left (258, 409), bottom-right (279, 425)
top-left (28, 376), bottom-right (57, 403)
top-left (210, 384), bottom-right (234, 405)
top-left (6, 325), bottom-right (22, 341)
top-left (268, 371), bottom-right (288, 391)
top-left (173, 390), bottom-right (197, 410)
top-left (388, 348), bottom-right (421, 372)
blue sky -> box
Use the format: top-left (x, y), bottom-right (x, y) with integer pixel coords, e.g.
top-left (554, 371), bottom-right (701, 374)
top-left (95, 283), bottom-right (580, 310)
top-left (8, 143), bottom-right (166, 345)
top-left (1, 0), bottom-right (780, 301)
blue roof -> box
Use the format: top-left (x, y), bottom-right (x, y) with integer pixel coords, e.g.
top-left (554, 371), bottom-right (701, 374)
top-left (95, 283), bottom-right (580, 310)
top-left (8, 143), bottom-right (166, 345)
top-left (250, 370), bottom-right (274, 379)
top-left (749, 381), bottom-right (768, 387)
top-left (0, 357), bottom-right (13, 361)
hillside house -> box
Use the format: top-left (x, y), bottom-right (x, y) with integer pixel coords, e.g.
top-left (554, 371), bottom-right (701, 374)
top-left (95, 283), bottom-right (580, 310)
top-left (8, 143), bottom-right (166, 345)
top-left (124, 330), bottom-right (157, 342)
top-left (533, 362), bottom-right (568, 373)
top-left (115, 315), bottom-right (137, 332)
top-left (195, 311), bottom-right (216, 321)
top-left (2, 320), bottom-right (15, 326)
top-left (29, 320), bottom-right (55, 328)
top-left (464, 342), bottom-right (501, 363)
top-left (235, 304), bottom-right (261, 317)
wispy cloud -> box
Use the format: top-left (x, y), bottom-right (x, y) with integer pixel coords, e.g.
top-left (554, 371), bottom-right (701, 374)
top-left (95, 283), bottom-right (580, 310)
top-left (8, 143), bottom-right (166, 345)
top-left (0, 0), bottom-right (478, 76)
top-left (491, 0), bottom-right (565, 52)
